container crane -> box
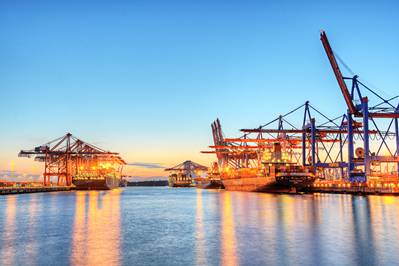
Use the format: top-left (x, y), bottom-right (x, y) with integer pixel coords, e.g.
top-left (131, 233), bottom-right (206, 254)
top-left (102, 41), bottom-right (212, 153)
top-left (19, 133), bottom-right (125, 186)
top-left (321, 30), bottom-right (399, 182)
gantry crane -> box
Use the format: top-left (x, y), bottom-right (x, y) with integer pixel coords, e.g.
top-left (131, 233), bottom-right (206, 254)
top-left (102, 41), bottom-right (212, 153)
top-left (321, 30), bottom-right (399, 182)
top-left (19, 133), bottom-right (125, 186)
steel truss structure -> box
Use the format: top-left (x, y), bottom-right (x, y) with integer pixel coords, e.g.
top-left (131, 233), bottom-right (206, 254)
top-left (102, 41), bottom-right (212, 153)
top-left (203, 31), bottom-right (399, 184)
top-left (19, 133), bottom-right (125, 186)
top-left (321, 31), bottom-right (399, 182)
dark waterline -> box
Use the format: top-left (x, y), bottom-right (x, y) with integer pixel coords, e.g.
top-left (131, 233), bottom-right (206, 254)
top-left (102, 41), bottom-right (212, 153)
top-left (0, 187), bottom-right (398, 266)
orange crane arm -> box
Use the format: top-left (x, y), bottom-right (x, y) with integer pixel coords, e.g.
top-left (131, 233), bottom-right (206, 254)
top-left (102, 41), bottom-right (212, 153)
top-left (320, 30), bottom-right (357, 115)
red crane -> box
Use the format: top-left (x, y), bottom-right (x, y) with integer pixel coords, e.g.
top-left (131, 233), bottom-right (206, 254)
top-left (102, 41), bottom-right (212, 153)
top-left (19, 133), bottom-right (125, 186)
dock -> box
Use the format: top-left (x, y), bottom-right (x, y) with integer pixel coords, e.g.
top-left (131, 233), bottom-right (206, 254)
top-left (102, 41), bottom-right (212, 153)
top-left (0, 186), bottom-right (72, 195)
top-left (305, 181), bottom-right (399, 195)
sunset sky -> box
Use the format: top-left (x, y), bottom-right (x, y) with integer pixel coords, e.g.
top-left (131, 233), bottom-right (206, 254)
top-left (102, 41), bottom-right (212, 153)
top-left (1, 0), bottom-right (398, 180)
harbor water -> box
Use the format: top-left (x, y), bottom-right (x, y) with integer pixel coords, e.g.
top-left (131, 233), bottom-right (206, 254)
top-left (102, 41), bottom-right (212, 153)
top-left (1, 187), bottom-right (399, 266)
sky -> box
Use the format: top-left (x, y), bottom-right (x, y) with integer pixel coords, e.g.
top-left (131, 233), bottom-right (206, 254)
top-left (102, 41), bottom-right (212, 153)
top-left (0, 0), bottom-right (398, 180)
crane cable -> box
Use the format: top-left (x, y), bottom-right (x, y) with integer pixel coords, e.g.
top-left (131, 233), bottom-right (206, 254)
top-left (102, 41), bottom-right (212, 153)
top-left (334, 49), bottom-right (398, 101)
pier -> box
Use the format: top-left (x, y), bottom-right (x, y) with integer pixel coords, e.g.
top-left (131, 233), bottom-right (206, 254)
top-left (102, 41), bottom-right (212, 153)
top-left (0, 186), bottom-right (71, 195)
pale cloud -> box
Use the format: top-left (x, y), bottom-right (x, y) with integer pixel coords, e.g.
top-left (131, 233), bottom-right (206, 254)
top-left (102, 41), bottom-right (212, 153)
top-left (126, 162), bottom-right (165, 169)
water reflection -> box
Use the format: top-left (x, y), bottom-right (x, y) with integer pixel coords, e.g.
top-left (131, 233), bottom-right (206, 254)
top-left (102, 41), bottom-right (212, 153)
top-left (351, 197), bottom-right (377, 265)
top-left (25, 194), bottom-right (40, 265)
top-left (195, 189), bottom-right (207, 265)
top-left (193, 191), bottom-right (399, 265)
top-left (0, 196), bottom-right (17, 265)
top-left (220, 192), bottom-right (238, 266)
top-left (0, 188), bottom-right (399, 265)
top-left (71, 190), bottom-right (122, 266)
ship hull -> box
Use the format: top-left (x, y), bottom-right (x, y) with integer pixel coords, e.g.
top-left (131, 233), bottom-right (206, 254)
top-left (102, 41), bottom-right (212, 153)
top-left (222, 176), bottom-right (295, 193)
top-left (196, 180), bottom-right (224, 189)
top-left (275, 173), bottom-right (316, 188)
top-left (73, 176), bottom-right (120, 190)
top-left (168, 174), bottom-right (194, 187)
top-left (169, 183), bottom-right (193, 188)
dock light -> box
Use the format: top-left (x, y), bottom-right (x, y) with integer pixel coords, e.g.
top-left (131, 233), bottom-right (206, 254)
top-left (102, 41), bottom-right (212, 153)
top-left (79, 166), bottom-right (84, 170)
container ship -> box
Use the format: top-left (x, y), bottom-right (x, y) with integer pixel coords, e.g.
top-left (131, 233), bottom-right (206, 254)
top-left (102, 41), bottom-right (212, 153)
top-left (72, 157), bottom-right (126, 190)
top-left (194, 162), bottom-right (224, 189)
top-left (73, 173), bottom-right (122, 190)
top-left (202, 119), bottom-right (315, 193)
top-left (220, 142), bottom-right (314, 192)
top-left (168, 173), bottom-right (193, 187)
top-left (165, 160), bottom-right (208, 188)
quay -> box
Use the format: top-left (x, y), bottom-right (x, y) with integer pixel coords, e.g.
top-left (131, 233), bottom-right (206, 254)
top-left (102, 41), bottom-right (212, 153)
top-left (304, 181), bottom-right (399, 195)
top-left (0, 186), bottom-right (72, 195)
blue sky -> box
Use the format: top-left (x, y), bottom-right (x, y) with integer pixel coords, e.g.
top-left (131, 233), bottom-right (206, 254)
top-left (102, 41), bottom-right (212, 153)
top-left (0, 0), bottom-right (398, 177)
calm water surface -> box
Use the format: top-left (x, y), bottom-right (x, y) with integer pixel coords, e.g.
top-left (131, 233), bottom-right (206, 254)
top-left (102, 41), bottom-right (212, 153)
top-left (1, 187), bottom-right (399, 266)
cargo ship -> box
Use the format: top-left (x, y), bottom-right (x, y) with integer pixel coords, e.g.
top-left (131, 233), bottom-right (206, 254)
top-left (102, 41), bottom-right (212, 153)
top-left (73, 174), bottom-right (121, 190)
top-left (165, 160), bottom-right (208, 188)
top-left (220, 143), bottom-right (314, 192)
top-left (168, 173), bottom-right (194, 187)
top-left (72, 157), bottom-right (126, 190)
top-left (194, 162), bottom-right (224, 189)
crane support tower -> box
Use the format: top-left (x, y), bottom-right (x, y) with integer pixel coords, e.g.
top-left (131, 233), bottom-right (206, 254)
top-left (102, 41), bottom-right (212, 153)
top-left (19, 133), bottom-right (125, 186)
top-left (321, 30), bottom-right (399, 182)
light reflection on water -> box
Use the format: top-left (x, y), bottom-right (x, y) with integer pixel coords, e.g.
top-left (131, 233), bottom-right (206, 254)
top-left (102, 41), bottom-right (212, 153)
top-left (220, 191), bottom-right (237, 266)
top-left (1, 196), bottom-right (16, 266)
top-left (71, 190), bottom-right (121, 266)
top-left (0, 188), bottom-right (399, 265)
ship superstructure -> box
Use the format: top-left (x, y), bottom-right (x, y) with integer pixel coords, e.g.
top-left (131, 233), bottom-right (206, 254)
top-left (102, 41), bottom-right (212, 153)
top-left (165, 160), bottom-right (208, 187)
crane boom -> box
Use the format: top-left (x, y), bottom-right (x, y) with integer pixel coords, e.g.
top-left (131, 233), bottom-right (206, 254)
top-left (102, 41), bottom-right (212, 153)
top-left (320, 30), bottom-right (357, 115)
